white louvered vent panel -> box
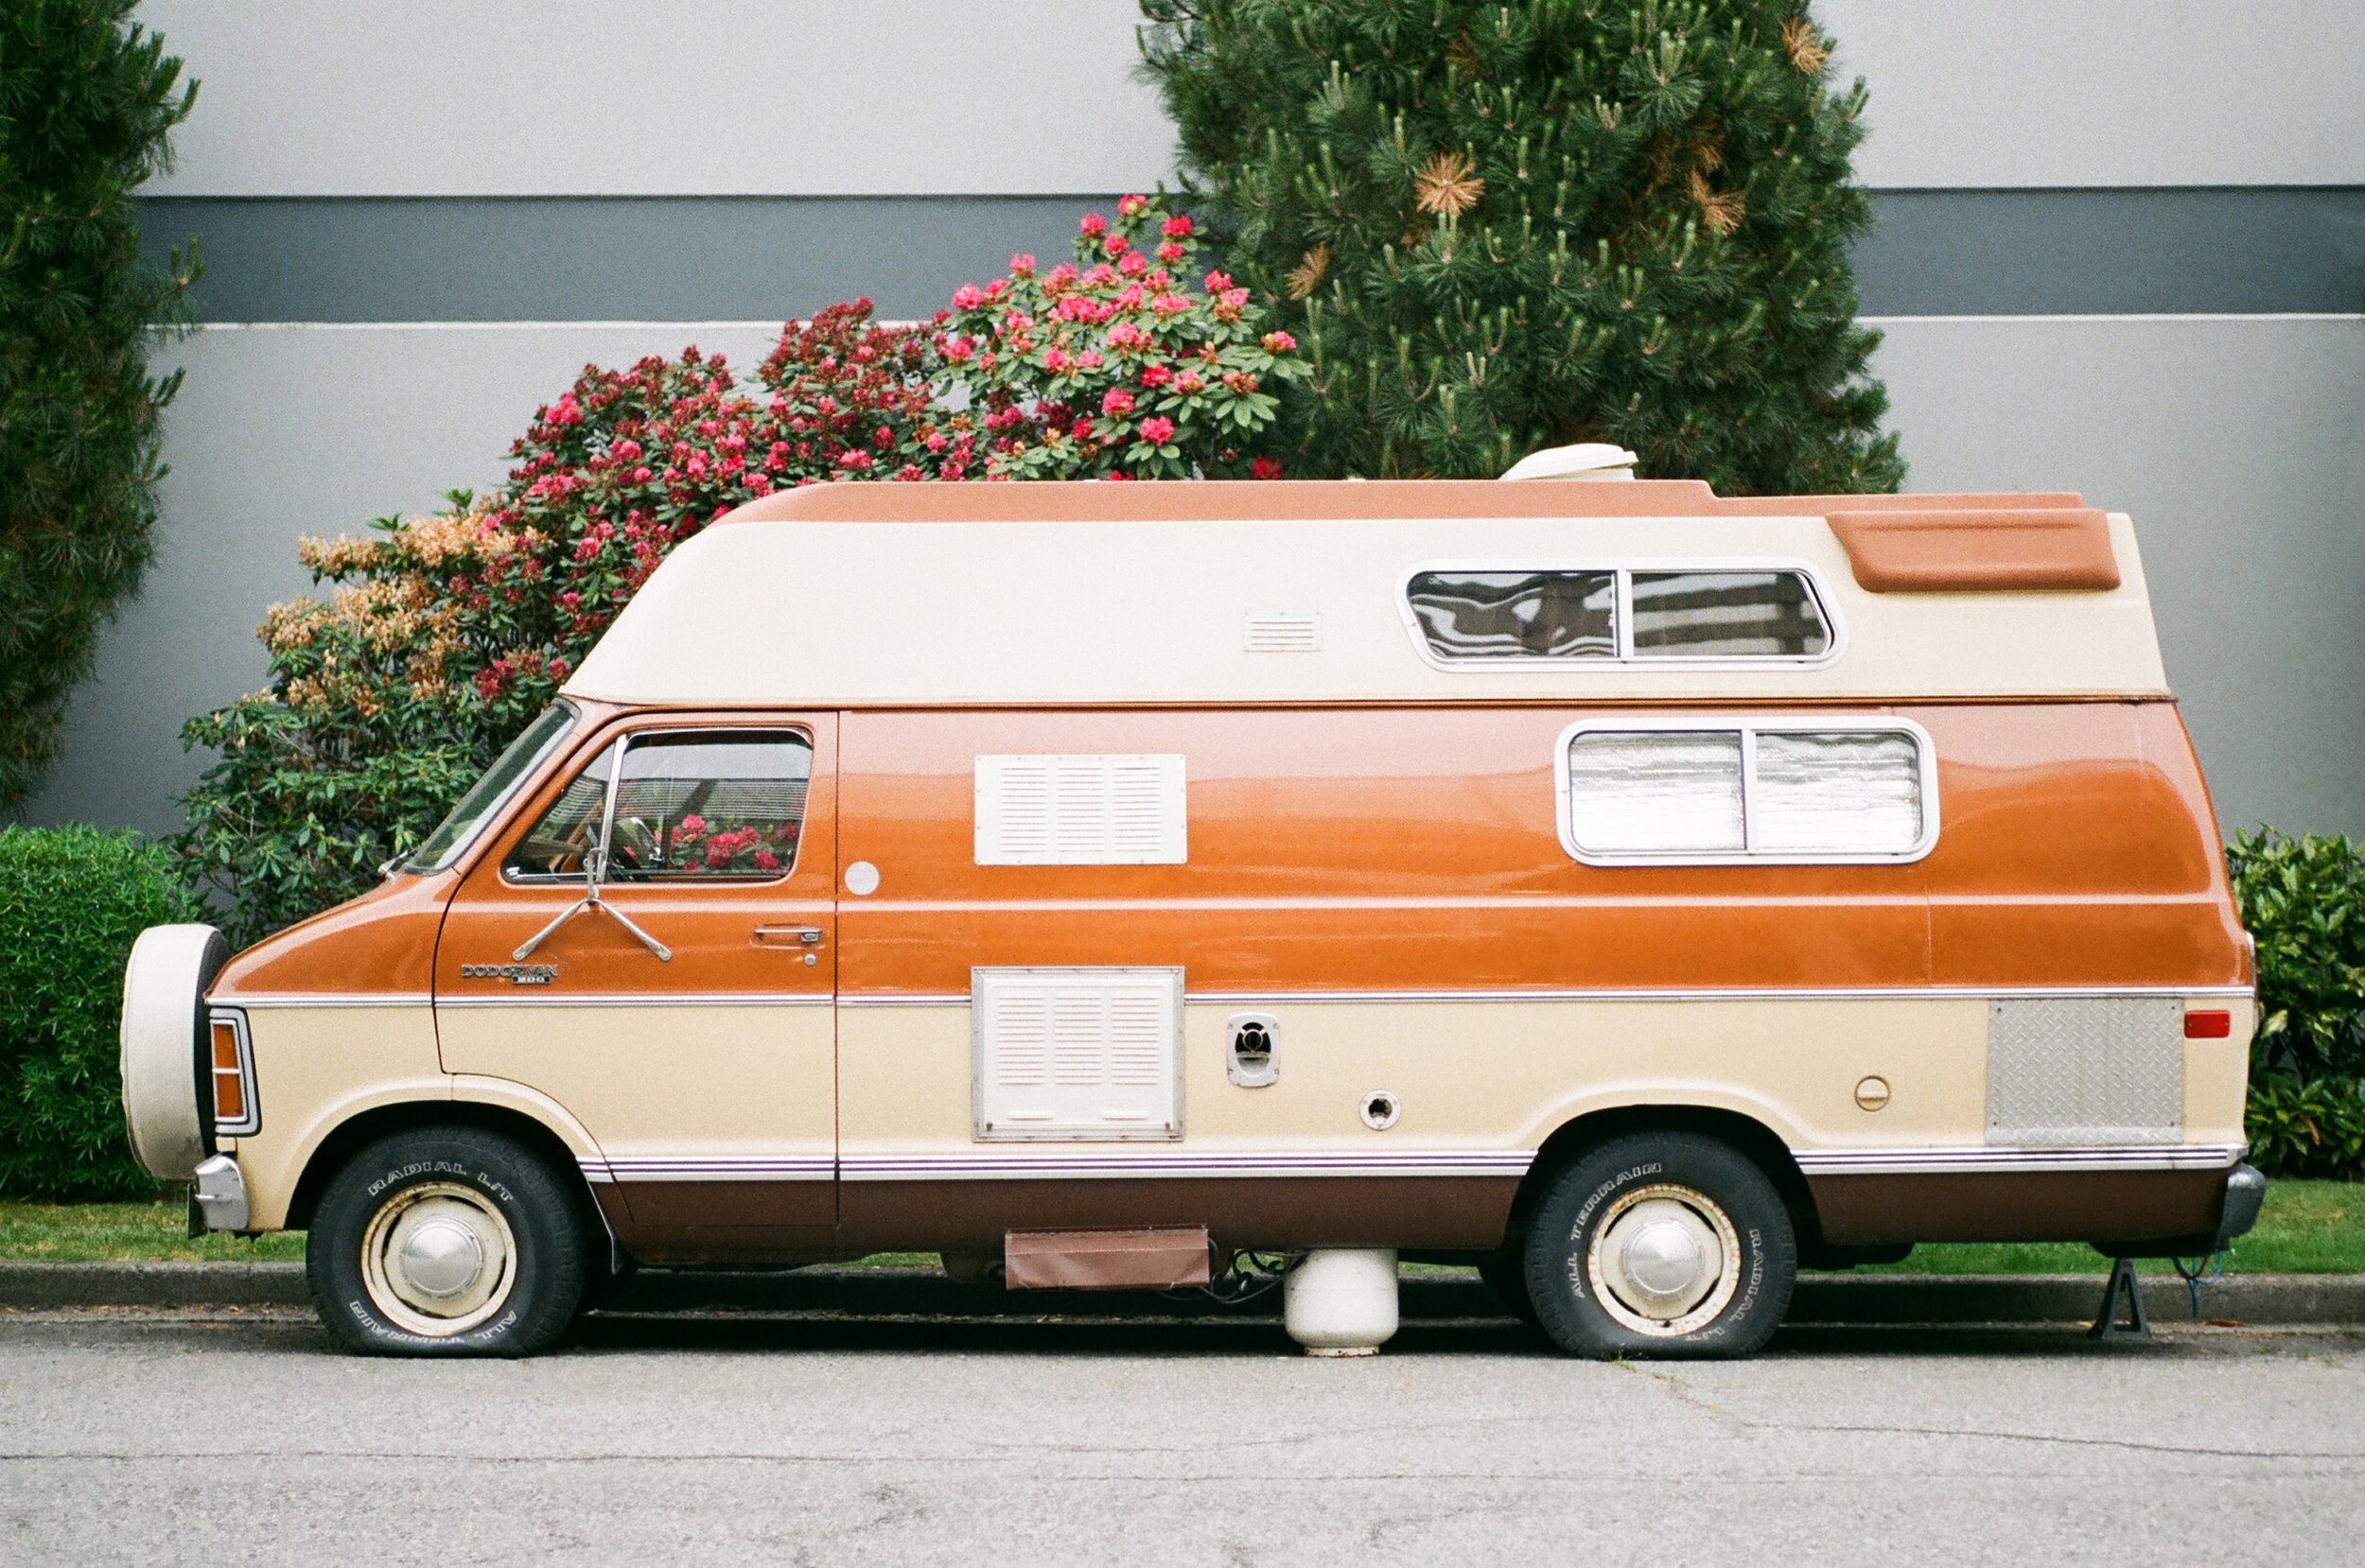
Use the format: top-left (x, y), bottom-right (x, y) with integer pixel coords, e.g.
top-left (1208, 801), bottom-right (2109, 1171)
top-left (973, 967), bottom-right (1182, 1140)
top-left (974, 754), bottom-right (1187, 865)
top-left (1244, 611), bottom-right (1322, 653)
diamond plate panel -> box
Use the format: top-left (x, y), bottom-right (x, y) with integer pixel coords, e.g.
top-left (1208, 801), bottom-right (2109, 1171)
top-left (1986, 997), bottom-right (2183, 1147)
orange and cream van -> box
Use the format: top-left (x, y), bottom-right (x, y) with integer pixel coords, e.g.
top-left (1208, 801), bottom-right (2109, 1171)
top-left (120, 460), bottom-right (2264, 1358)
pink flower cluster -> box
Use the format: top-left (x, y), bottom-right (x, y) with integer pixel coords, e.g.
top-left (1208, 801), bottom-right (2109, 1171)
top-left (931, 193), bottom-right (1309, 479)
top-left (382, 204), bottom-right (1307, 722)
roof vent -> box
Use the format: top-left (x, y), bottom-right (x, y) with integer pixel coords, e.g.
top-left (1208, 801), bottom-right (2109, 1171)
top-left (1243, 611), bottom-right (1322, 653)
top-left (1501, 443), bottom-right (1638, 482)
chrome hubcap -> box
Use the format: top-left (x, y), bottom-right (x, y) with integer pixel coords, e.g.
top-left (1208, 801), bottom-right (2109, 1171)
top-left (360, 1182), bottom-right (517, 1336)
top-left (1587, 1183), bottom-right (1742, 1337)
top-left (395, 1214), bottom-right (487, 1298)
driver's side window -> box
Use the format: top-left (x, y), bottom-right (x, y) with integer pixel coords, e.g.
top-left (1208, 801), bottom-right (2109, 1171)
top-left (504, 730), bottom-right (812, 883)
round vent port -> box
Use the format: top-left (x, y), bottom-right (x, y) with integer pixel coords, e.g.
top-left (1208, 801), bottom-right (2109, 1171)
top-left (1226, 1013), bottom-right (1279, 1089)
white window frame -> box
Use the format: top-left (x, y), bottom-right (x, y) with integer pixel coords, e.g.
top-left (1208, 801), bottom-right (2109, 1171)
top-left (1398, 558), bottom-right (1845, 671)
top-left (500, 724), bottom-right (815, 887)
top-left (1553, 714), bottom-right (1939, 866)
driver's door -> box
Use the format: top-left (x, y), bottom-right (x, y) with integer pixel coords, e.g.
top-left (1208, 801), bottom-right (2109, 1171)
top-left (435, 713), bottom-right (839, 1255)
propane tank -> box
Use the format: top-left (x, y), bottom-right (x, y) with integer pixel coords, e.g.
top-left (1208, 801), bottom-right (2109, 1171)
top-left (1283, 1248), bottom-right (1399, 1356)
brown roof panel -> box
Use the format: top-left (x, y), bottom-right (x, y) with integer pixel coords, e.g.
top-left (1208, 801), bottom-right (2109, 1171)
top-left (720, 478), bottom-right (2090, 527)
top-left (1827, 508), bottom-right (2122, 593)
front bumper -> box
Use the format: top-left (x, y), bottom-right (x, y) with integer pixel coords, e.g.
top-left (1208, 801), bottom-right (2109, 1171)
top-left (188, 1154), bottom-right (251, 1234)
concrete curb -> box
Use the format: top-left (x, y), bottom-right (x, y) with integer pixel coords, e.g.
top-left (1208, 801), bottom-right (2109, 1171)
top-left (3, 1260), bottom-right (2361, 1324)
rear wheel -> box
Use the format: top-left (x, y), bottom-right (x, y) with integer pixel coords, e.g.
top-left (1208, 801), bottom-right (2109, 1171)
top-left (307, 1127), bottom-right (587, 1356)
top-left (1523, 1131), bottom-right (1796, 1359)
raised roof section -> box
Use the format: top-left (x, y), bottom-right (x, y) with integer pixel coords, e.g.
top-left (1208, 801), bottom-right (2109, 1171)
top-left (562, 480), bottom-right (2167, 709)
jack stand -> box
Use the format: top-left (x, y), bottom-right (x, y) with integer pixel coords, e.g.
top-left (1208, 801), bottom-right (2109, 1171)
top-left (2089, 1256), bottom-right (2149, 1340)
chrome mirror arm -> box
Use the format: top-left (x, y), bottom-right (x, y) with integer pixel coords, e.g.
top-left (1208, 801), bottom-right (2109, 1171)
top-left (509, 885), bottom-right (673, 964)
top-left (512, 897), bottom-right (590, 962)
top-left (509, 739), bottom-right (672, 964)
top-left (597, 897), bottom-right (674, 963)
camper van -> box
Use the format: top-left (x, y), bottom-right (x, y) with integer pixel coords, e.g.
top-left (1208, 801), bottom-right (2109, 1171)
top-left (119, 464), bottom-right (2263, 1358)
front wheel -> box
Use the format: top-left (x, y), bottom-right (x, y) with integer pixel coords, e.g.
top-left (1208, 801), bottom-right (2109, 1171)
top-left (1523, 1131), bottom-right (1796, 1359)
top-left (307, 1127), bottom-right (588, 1356)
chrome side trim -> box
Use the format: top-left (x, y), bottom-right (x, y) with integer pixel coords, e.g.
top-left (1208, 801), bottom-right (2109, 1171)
top-left (1795, 1143), bottom-right (2245, 1176)
top-left (219, 993), bottom-right (434, 1009)
top-left (232, 984), bottom-right (2251, 1010)
top-left (436, 992), bottom-right (833, 1009)
top-left (845, 1150), bottom-right (1534, 1181)
top-left (581, 1155), bottom-right (835, 1183)
top-left (578, 1150), bottom-right (1535, 1183)
top-left (842, 984), bottom-right (2253, 1008)
top-left (575, 1143), bottom-right (2243, 1184)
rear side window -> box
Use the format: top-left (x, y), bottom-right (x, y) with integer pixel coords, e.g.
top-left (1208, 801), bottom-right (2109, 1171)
top-left (1628, 570), bottom-right (1831, 657)
top-left (1405, 570), bottom-right (1616, 659)
top-left (1558, 719), bottom-right (1933, 863)
top-left (1406, 565), bottom-right (1834, 664)
top-left (506, 730), bottom-right (812, 882)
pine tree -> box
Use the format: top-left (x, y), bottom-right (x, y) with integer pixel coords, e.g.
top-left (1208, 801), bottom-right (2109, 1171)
top-left (1139, 0), bottom-right (1904, 492)
top-left (0, 2), bottom-right (198, 808)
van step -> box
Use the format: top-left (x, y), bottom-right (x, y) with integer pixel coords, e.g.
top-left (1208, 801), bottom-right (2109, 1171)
top-left (1003, 1228), bottom-right (1213, 1291)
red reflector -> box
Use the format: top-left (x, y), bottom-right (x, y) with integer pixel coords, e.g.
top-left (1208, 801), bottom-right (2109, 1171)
top-left (2183, 1009), bottom-right (2233, 1039)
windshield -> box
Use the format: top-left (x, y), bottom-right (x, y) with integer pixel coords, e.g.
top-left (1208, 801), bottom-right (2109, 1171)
top-left (399, 702), bottom-right (579, 874)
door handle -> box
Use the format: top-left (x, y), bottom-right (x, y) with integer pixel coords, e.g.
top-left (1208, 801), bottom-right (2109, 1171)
top-left (753, 926), bottom-right (826, 948)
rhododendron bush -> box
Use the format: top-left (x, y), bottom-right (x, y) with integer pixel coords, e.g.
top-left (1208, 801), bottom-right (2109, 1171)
top-left (176, 200), bottom-right (1305, 943)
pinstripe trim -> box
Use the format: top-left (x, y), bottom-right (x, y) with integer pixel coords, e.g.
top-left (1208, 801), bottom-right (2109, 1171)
top-left (843, 1150), bottom-right (1534, 1181)
top-left (435, 992), bottom-right (832, 1008)
top-left (229, 984), bottom-right (2250, 1010)
top-left (1795, 1143), bottom-right (2245, 1176)
top-left (577, 1150), bottom-right (1533, 1183)
top-left (843, 984), bottom-right (2251, 1009)
top-left (580, 1155), bottom-right (835, 1184)
top-left (218, 993), bottom-right (433, 1009)
top-left (577, 1143), bottom-right (2243, 1184)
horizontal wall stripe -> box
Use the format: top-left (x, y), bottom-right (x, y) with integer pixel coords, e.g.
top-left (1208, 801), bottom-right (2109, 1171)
top-left (142, 196), bottom-right (1109, 325)
top-left (140, 189), bottom-right (2365, 325)
top-left (1859, 189), bottom-right (2365, 315)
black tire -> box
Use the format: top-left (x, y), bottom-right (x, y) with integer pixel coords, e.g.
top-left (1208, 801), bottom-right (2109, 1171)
top-left (307, 1127), bottom-right (588, 1357)
top-left (1522, 1131), bottom-right (1796, 1360)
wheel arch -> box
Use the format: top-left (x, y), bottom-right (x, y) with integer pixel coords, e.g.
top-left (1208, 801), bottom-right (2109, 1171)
top-left (1510, 1103), bottom-right (1825, 1255)
top-left (285, 1095), bottom-right (601, 1235)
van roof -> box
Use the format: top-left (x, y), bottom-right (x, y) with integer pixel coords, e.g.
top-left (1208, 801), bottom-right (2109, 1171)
top-left (561, 479), bottom-right (2166, 709)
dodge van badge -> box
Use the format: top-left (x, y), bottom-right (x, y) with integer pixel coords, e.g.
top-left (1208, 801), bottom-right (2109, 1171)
top-left (460, 962), bottom-right (558, 985)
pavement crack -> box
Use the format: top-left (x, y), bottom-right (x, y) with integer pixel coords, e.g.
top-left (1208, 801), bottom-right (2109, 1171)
top-left (1740, 1420), bottom-right (2355, 1462)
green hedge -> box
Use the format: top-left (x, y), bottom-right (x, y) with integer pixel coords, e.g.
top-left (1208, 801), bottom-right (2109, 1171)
top-left (0, 826), bottom-right (198, 1197)
top-left (2228, 829), bottom-right (2365, 1082)
top-left (2246, 1076), bottom-right (2365, 1182)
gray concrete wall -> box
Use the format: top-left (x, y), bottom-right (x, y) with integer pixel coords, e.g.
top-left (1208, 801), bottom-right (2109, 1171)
top-left (20, 1), bottom-right (2362, 837)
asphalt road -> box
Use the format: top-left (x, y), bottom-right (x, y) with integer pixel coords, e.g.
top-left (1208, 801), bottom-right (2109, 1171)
top-left (2, 1305), bottom-right (2360, 1567)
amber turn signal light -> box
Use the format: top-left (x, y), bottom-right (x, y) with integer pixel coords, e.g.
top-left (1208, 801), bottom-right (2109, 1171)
top-left (2182, 1009), bottom-right (2233, 1039)
top-left (208, 1015), bottom-right (255, 1131)
top-left (210, 1020), bottom-right (246, 1122)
